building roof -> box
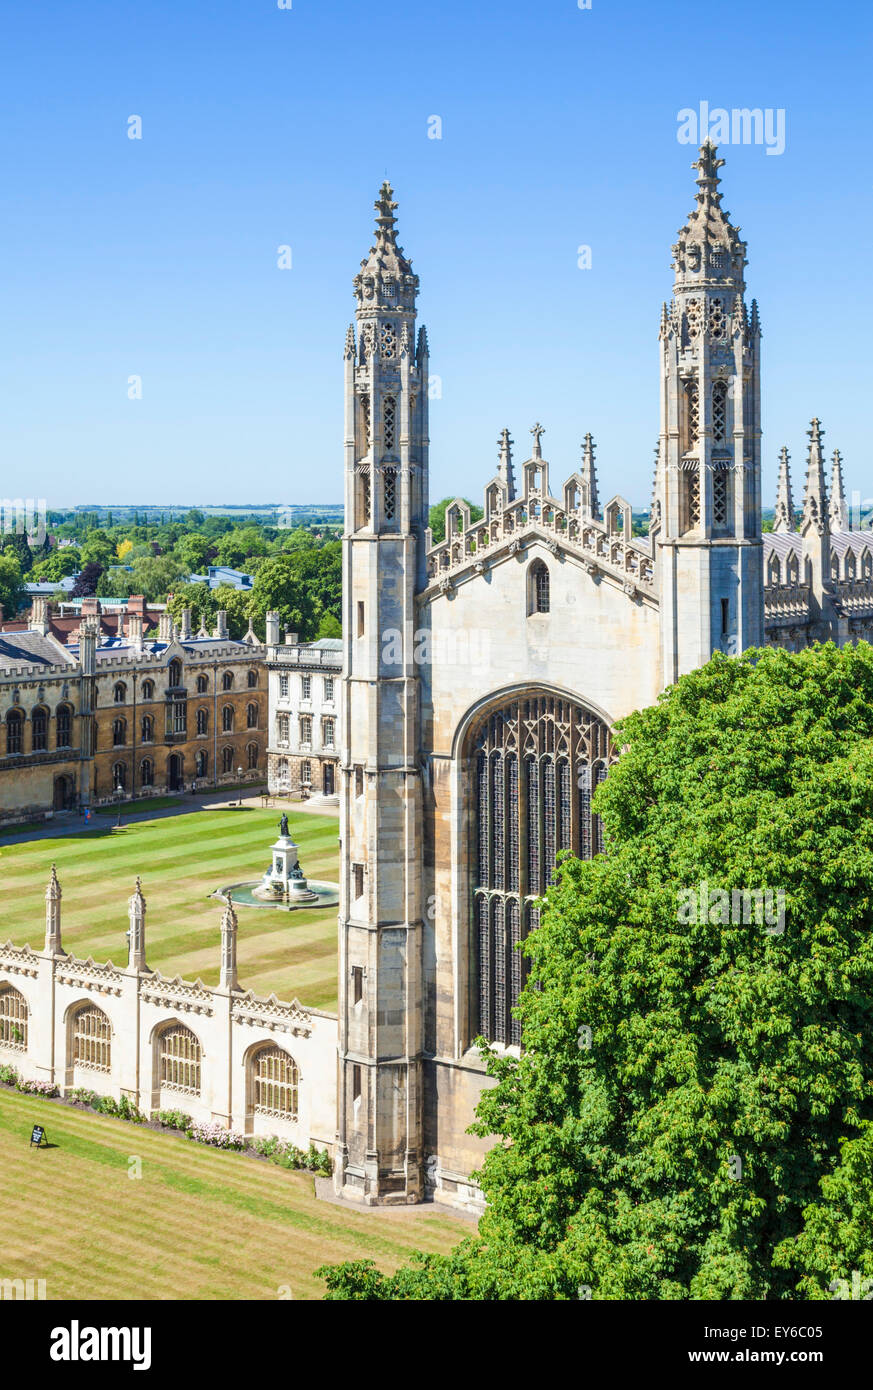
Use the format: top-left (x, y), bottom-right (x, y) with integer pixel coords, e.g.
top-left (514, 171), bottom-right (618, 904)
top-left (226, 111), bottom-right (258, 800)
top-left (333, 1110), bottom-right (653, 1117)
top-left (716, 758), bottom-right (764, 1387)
top-left (0, 632), bottom-right (76, 673)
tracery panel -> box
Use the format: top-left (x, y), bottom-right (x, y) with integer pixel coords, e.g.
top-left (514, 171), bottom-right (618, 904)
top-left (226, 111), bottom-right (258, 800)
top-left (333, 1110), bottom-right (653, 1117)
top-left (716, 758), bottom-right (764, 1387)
top-left (470, 692), bottom-right (613, 1044)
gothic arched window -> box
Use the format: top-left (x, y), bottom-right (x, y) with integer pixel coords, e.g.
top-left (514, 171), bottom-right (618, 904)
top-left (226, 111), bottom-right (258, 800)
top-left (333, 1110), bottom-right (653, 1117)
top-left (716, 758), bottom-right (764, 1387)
top-left (5, 710), bottom-right (23, 755)
top-left (683, 380), bottom-right (700, 453)
top-left (31, 707), bottom-right (48, 752)
top-left (72, 1004), bottom-right (111, 1072)
top-left (195, 750), bottom-right (208, 778)
top-left (252, 1045), bottom-right (298, 1119)
top-left (141, 680), bottom-right (155, 700)
top-left (246, 702), bottom-right (258, 729)
top-left (159, 1025), bottom-right (201, 1094)
top-left (0, 985), bottom-right (28, 1050)
top-left (529, 560), bottom-right (550, 614)
top-left (168, 660), bottom-right (182, 688)
top-left (56, 704), bottom-right (72, 748)
top-left (141, 758), bottom-right (154, 787)
top-left (222, 705), bottom-right (234, 733)
top-left (141, 714), bottom-right (154, 742)
top-left (471, 693), bottom-right (612, 1046)
top-left (197, 708), bottom-right (208, 736)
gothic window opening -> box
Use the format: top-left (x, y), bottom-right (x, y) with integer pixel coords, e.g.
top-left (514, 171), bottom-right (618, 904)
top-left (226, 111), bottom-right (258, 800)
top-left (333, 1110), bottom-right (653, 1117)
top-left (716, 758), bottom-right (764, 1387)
top-left (221, 671), bottom-right (234, 691)
top-left (56, 704), bottom-right (72, 748)
top-left (359, 394), bottom-right (371, 455)
top-left (141, 758), bottom-right (154, 786)
top-left (712, 381), bottom-right (728, 444)
top-left (471, 694), bottom-right (612, 1045)
top-left (196, 675), bottom-right (208, 694)
top-left (196, 708), bottom-right (208, 736)
top-left (113, 761), bottom-right (127, 791)
top-left (195, 751), bottom-right (207, 778)
top-left (6, 711), bottom-right (23, 755)
top-left (246, 702), bottom-right (258, 729)
top-left (685, 298), bottom-right (701, 341)
top-left (383, 396), bottom-right (396, 453)
top-left (253, 1045), bottom-right (298, 1119)
top-left (221, 746), bottom-right (234, 774)
top-left (168, 660), bottom-right (182, 688)
top-left (383, 468), bottom-right (397, 523)
top-left (73, 1005), bottom-right (111, 1072)
top-left (380, 321), bottom-right (396, 359)
top-left (160, 1025), bottom-right (201, 1094)
top-left (713, 469), bottom-right (729, 528)
top-left (222, 706), bottom-right (234, 733)
top-left (709, 298), bottom-right (726, 340)
top-left (681, 466), bottom-right (701, 533)
top-left (113, 718), bottom-right (126, 747)
top-left (529, 560), bottom-right (550, 614)
top-left (0, 986), bottom-right (28, 1050)
top-left (247, 742), bottom-right (259, 769)
top-left (142, 680), bottom-right (155, 700)
top-left (684, 380), bottom-right (700, 453)
top-left (32, 707), bottom-right (48, 752)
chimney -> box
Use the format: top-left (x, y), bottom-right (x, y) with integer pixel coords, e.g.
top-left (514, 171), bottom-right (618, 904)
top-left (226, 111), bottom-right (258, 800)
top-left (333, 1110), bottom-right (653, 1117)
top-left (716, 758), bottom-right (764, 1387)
top-left (180, 607), bottom-right (192, 641)
top-left (214, 610), bottom-right (229, 640)
top-left (158, 612), bottom-right (173, 642)
top-left (265, 610), bottom-right (280, 646)
top-left (80, 619), bottom-right (97, 676)
top-left (127, 612), bottom-right (144, 652)
top-left (127, 595), bottom-right (146, 617)
top-left (81, 595), bottom-right (99, 617)
top-left (31, 596), bottom-right (49, 636)
top-left (285, 630), bottom-right (298, 646)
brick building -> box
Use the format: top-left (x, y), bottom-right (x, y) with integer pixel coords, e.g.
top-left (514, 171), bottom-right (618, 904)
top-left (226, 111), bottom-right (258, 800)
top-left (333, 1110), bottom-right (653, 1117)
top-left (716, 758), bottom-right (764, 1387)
top-left (0, 600), bottom-right (267, 825)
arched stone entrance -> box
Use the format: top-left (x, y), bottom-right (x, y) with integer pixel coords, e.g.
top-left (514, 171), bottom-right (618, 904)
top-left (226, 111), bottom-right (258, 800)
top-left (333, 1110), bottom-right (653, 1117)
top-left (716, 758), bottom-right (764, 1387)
top-left (53, 775), bottom-right (75, 811)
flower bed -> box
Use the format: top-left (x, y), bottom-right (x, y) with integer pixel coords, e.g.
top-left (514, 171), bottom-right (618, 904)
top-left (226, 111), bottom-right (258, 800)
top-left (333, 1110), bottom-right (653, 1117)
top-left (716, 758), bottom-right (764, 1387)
top-left (0, 1067), bottom-right (331, 1175)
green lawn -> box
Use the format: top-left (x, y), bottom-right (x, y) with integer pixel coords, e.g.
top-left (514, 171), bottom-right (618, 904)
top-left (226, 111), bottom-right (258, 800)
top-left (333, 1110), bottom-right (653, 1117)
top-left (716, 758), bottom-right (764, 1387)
top-left (0, 808), bottom-right (340, 1010)
top-left (0, 1088), bottom-right (469, 1300)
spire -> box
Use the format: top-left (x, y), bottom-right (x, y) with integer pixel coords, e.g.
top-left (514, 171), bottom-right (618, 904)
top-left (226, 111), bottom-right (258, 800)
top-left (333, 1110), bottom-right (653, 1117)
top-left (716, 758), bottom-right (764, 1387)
top-left (219, 894), bottom-right (240, 991)
top-left (44, 864), bottom-right (64, 956)
top-left (530, 422), bottom-right (545, 460)
top-left (672, 143), bottom-right (747, 289)
top-left (580, 433), bottom-right (601, 519)
top-left (800, 419), bottom-right (829, 536)
top-left (496, 429), bottom-right (516, 501)
top-left (344, 323), bottom-right (356, 360)
top-left (829, 449), bottom-right (848, 531)
top-left (416, 324), bottom-right (429, 367)
top-left (772, 447), bottom-right (795, 533)
top-left (353, 181), bottom-right (419, 310)
top-left (127, 876), bottom-right (148, 973)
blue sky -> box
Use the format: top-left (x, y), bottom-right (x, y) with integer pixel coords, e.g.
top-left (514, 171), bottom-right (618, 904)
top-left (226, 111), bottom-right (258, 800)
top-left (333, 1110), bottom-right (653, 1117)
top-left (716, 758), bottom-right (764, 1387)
top-left (1, 0), bottom-right (870, 510)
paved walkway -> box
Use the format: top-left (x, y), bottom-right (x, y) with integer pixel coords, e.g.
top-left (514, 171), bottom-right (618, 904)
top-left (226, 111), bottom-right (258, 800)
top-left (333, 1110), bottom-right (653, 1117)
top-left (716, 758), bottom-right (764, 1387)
top-left (0, 789), bottom-right (339, 848)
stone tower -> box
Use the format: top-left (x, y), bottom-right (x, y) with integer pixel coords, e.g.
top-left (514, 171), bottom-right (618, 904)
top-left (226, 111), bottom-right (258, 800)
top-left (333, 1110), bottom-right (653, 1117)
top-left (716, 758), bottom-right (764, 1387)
top-left (654, 143), bottom-right (764, 684)
top-left (335, 183), bottom-right (430, 1204)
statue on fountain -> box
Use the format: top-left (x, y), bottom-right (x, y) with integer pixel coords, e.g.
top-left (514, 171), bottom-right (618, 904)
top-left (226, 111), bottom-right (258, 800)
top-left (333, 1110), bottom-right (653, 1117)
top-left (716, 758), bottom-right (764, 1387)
top-left (278, 812), bottom-right (290, 838)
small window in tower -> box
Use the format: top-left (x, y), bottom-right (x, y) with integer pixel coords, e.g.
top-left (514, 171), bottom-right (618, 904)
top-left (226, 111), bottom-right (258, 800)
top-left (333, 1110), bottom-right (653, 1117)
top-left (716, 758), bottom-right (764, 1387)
top-left (383, 279), bottom-right (395, 299)
top-left (351, 965), bottom-right (363, 1005)
top-left (383, 396), bottom-right (396, 453)
top-left (712, 381), bottom-right (728, 445)
top-left (354, 765), bottom-right (364, 798)
top-left (721, 597), bottom-right (730, 638)
top-left (352, 1064), bottom-right (362, 1102)
top-left (713, 469), bottom-right (729, 527)
top-left (380, 321), bottom-right (396, 358)
top-left (357, 601), bottom-right (365, 638)
top-left (353, 863), bottom-right (364, 900)
top-left (383, 468), bottom-right (397, 522)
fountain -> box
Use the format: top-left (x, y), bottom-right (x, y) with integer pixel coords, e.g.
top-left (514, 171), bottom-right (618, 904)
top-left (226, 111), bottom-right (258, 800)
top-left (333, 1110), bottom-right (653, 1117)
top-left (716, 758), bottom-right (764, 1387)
top-left (215, 813), bottom-right (339, 912)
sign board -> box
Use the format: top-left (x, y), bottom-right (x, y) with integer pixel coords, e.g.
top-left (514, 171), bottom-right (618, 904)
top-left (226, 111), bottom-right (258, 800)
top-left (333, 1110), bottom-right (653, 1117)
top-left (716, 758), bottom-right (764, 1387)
top-left (30, 1125), bottom-right (45, 1148)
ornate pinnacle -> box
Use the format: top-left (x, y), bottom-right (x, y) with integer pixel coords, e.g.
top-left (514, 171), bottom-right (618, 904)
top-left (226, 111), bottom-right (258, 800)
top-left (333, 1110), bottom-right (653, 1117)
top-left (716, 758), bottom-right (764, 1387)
top-left (801, 418), bottom-right (829, 536)
top-left (580, 433), bottom-right (601, 520)
top-left (830, 448), bottom-right (848, 531)
top-left (497, 428), bottom-right (516, 501)
top-left (530, 422), bottom-right (546, 459)
top-left (416, 324), bottom-right (429, 364)
top-left (344, 323), bottom-right (356, 360)
top-left (773, 446), bottom-right (795, 533)
top-left (129, 876), bottom-right (146, 911)
top-left (693, 141), bottom-right (725, 189)
top-left (46, 863), bottom-right (61, 901)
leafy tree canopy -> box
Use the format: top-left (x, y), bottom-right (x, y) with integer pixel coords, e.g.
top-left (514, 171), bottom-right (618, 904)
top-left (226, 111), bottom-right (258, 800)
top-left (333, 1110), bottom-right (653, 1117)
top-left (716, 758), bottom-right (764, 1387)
top-left (0, 552), bottom-right (25, 616)
top-left (320, 642), bottom-right (873, 1300)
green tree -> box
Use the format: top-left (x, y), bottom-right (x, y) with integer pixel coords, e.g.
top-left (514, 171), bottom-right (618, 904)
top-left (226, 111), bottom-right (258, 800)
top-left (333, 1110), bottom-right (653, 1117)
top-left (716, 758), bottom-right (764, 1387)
top-left (175, 534), bottom-right (215, 575)
top-left (429, 497), bottom-right (484, 545)
top-left (28, 547), bottom-right (81, 582)
top-left (0, 552), bottom-right (25, 616)
top-left (319, 642), bottom-right (873, 1300)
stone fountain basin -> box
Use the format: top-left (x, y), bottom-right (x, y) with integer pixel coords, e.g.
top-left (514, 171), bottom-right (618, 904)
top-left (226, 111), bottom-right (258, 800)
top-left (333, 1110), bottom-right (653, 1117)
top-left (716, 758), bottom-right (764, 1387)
top-left (214, 881), bottom-right (339, 912)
